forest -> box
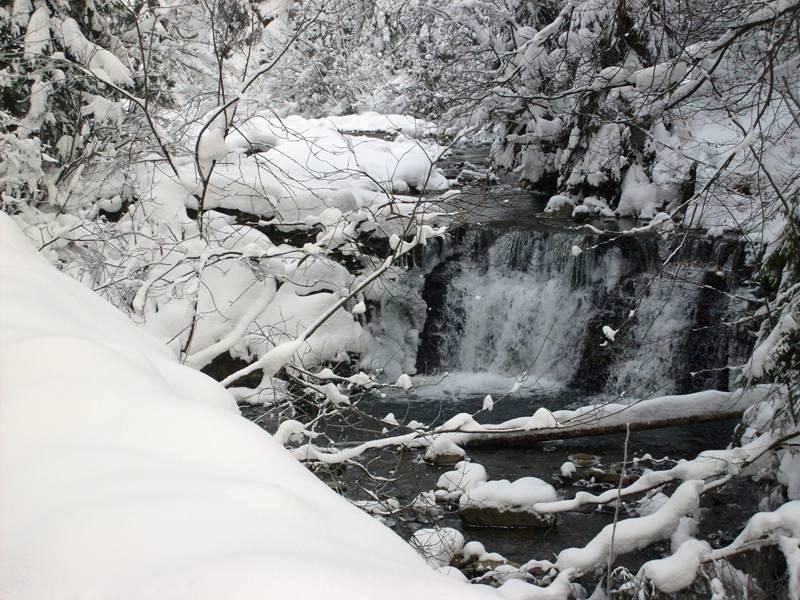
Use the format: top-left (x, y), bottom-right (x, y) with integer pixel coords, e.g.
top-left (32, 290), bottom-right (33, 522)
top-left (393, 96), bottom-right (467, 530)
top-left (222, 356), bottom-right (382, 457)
top-left (0, 0), bottom-right (798, 598)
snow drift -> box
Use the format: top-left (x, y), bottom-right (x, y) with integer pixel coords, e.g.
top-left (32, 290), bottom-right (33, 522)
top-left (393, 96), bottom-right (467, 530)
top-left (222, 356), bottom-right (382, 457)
top-left (0, 213), bottom-right (493, 600)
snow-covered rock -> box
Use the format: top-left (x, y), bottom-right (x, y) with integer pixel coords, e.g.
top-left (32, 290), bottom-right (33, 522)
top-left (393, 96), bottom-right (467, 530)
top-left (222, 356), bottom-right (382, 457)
top-left (436, 461), bottom-right (489, 501)
top-left (460, 478), bottom-right (558, 528)
top-left (411, 527), bottom-right (466, 568)
top-left (424, 437), bottom-right (467, 465)
top-left (544, 194), bottom-right (575, 216)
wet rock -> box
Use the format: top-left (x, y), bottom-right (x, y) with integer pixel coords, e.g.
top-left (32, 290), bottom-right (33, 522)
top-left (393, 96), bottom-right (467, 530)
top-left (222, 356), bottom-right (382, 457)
top-left (588, 466), bottom-right (638, 486)
top-left (460, 558), bottom-right (521, 579)
top-left (452, 544), bottom-right (519, 579)
top-left (568, 453), bottom-right (600, 467)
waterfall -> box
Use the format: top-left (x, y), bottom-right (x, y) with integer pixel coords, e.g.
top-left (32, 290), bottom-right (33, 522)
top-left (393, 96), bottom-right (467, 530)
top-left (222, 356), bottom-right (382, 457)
top-left (415, 226), bottom-right (749, 397)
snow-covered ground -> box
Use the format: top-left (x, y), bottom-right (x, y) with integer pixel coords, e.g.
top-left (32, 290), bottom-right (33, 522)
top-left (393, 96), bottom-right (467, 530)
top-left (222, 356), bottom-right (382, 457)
top-left (0, 213), bottom-right (495, 599)
top-left (14, 111), bottom-right (452, 392)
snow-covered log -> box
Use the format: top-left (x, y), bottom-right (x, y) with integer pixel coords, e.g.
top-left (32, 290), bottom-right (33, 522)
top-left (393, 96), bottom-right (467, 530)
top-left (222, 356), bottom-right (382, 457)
top-left (450, 388), bottom-right (772, 447)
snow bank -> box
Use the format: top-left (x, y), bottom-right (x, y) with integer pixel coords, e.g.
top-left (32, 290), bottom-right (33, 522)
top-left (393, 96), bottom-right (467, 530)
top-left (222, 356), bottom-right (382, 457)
top-left (185, 112), bottom-right (449, 222)
top-left (0, 214), bottom-right (495, 599)
top-left (128, 212), bottom-right (365, 376)
top-left (305, 112), bottom-right (438, 138)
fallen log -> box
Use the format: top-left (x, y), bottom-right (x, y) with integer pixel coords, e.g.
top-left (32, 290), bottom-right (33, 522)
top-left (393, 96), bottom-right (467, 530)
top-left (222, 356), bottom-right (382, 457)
top-left (458, 409), bottom-right (744, 448)
top-left (445, 386), bottom-right (776, 448)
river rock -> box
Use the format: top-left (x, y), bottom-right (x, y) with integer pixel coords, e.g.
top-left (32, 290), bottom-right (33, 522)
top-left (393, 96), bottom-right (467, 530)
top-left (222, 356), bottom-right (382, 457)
top-left (588, 466), bottom-right (638, 486)
top-left (424, 437), bottom-right (466, 465)
top-left (453, 541), bottom-right (520, 577)
top-left (458, 477), bottom-right (558, 528)
top-left (567, 452), bottom-right (600, 467)
top-left (544, 194), bottom-right (575, 217)
top-left (435, 461), bottom-right (488, 502)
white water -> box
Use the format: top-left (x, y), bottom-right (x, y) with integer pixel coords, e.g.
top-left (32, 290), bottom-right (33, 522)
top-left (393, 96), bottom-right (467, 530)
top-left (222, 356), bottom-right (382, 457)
top-left (606, 268), bottom-right (703, 397)
top-left (414, 226), bottom-right (743, 399)
top-left (433, 230), bottom-right (640, 385)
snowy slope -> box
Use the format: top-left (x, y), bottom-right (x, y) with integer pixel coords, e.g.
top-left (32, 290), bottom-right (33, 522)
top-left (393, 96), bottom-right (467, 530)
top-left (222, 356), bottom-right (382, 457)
top-left (0, 213), bottom-right (494, 600)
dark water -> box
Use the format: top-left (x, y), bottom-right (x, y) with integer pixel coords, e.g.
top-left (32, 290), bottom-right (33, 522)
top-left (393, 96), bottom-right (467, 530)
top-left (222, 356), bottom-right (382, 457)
top-left (357, 387), bottom-right (737, 564)
top-left (242, 384), bottom-right (738, 569)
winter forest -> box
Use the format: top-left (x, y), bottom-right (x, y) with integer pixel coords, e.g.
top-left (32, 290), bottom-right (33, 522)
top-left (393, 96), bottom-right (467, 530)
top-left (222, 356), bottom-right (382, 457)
top-left (1, 0), bottom-right (799, 598)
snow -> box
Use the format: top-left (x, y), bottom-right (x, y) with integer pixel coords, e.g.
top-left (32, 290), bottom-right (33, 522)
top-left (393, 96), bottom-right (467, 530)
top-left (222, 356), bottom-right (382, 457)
top-left (571, 123), bottom-right (624, 188)
top-left (779, 450), bottom-right (800, 500)
top-left (177, 112), bottom-right (450, 222)
top-left (382, 412), bottom-right (400, 426)
top-left (443, 387), bottom-right (772, 446)
top-left (524, 407), bottom-right (559, 430)
top-left (460, 477), bottom-right (558, 511)
top-left (497, 570), bottom-right (575, 600)
top-left (196, 116), bottom-right (229, 167)
top-left (629, 61), bottom-right (687, 91)
top-left (304, 112), bottom-right (438, 138)
top-left (671, 516), bottom-right (699, 550)
top-left (437, 461), bottom-right (489, 501)
top-left (555, 480), bottom-right (704, 572)
top-left (411, 527), bottom-right (465, 568)
top-left (741, 313), bottom-right (798, 380)
top-left (779, 536), bottom-right (800, 600)
top-left (711, 501), bottom-right (800, 559)
top-left (637, 538), bottom-right (711, 593)
top-left (571, 205), bottom-right (590, 218)
top-left (560, 462), bottom-right (576, 478)
top-left (617, 164), bottom-right (660, 218)
top-left (59, 17), bottom-right (133, 86)
top-left (0, 214), bottom-right (494, 600)
top-left (463, 541), bottom-right (507, 563)
top-left (601, 325), bottom-right (617, 342)
top-left (396, 373), bottom-right (413, 390)
top-left (637, 492), bottom-right (670, 517)
top-left (425, 437), bottom-right (466, 462)
top-left (544, 194), bottom-right (574, 213)
top-left (120, 212), bottom-right (367, 386)
top-left (221, 338), bottom-right (304, 385)
top-left (23, 5), bottom-right (49, 56)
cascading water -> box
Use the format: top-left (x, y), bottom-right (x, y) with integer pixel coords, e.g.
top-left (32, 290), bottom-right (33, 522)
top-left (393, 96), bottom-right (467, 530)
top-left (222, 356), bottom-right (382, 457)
top-left (416, 225), bottom-right (749, 398)
top-left (419, 229), bottom-right (613, 385)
